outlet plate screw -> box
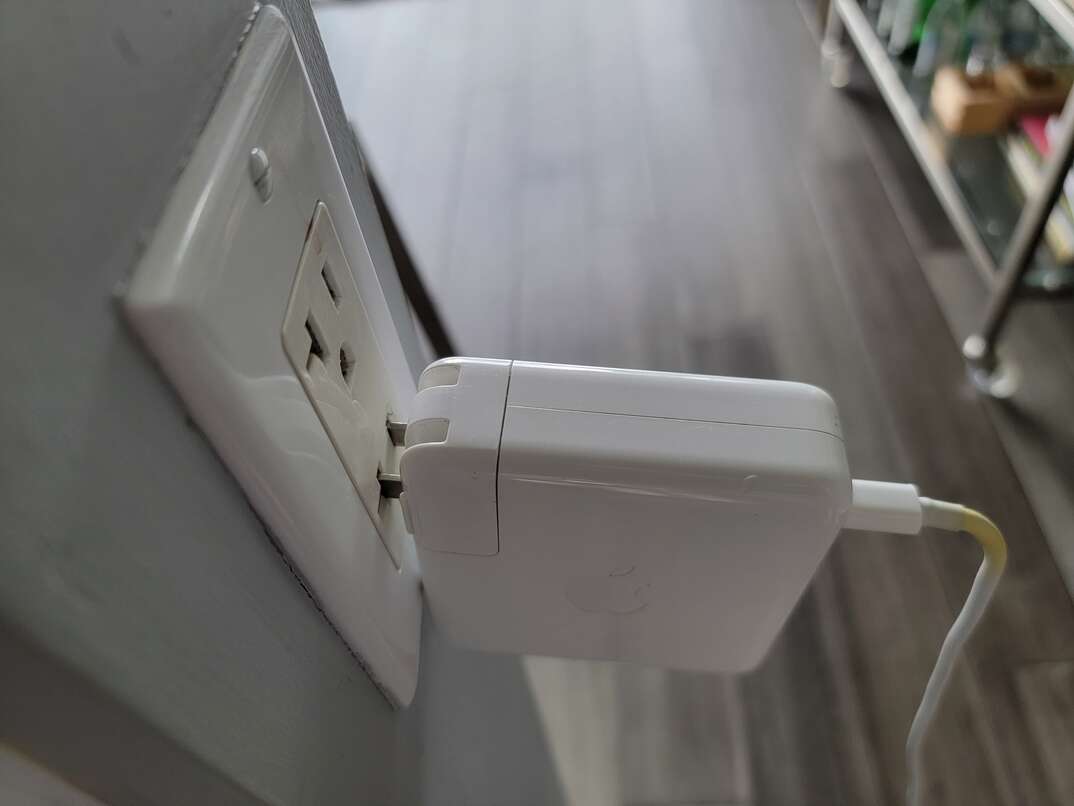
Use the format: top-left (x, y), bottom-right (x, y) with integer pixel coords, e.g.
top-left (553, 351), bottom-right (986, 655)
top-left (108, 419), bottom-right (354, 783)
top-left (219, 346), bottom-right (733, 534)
top-left (248, 147), bottom-right (272, 202)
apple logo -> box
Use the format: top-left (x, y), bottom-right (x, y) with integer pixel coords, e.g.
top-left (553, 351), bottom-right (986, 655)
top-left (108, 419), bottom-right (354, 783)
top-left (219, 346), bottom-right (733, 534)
top-left (564, 565), bottom-right (651, 615)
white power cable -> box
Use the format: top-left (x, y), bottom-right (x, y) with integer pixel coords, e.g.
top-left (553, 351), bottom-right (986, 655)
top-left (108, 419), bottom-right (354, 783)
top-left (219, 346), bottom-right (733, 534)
top-left (844, 481), bottom-right (1008, 806)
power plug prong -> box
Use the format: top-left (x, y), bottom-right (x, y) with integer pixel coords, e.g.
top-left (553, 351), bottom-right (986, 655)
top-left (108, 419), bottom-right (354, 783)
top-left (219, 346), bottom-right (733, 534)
top-left (378, 472), bottom-right (404, 499)
top-left (387, 419), bottom-right (407, 447)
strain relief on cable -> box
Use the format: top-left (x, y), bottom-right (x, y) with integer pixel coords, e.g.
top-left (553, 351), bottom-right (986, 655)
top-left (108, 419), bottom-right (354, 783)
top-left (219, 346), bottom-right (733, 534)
top-left (919, 497), bottom-right (965, 532)
top-left (843, 479), bottom-right (923, 534)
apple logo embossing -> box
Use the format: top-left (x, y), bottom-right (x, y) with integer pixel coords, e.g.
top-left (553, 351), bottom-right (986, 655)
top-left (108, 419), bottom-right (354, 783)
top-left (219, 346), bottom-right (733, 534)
top-left (564, 565), bottom-right (651, 615)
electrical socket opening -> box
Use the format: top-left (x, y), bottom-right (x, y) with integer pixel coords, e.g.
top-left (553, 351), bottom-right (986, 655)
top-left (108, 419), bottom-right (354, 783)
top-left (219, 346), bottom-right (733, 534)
top-left (340, 343), bottom-right (356, 386)
top-left (282, 202), bottom-right (407, 567)
top-left (305, 317), bottom-right (326, 369)
top-left (321, 263), bottom-right (341, 306)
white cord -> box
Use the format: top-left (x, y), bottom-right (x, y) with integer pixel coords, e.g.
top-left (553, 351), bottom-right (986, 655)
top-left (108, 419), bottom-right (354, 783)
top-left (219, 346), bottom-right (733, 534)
top-left (844, 482), bottom-right (1008, 806)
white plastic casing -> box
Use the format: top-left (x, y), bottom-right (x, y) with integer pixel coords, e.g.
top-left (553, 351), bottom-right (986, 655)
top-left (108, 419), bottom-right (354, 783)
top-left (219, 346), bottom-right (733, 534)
top-left (402, 359), bottom-right (853, 672)
top-left (123, 8), bottom-right (420, 704)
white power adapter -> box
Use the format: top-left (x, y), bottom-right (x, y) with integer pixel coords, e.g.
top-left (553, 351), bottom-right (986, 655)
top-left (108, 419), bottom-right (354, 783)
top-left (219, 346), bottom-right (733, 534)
top-left (395, 357), bottom-right (1007, 806)
top-left (401, 358), bottom-right (850, 671)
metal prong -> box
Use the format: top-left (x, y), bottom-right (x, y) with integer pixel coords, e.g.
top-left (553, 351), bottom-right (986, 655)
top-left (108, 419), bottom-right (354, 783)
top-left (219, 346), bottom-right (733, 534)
top-left (378, 471), bottom-right (404, 499)
top-left (387, 419), bottom-right (407, 447)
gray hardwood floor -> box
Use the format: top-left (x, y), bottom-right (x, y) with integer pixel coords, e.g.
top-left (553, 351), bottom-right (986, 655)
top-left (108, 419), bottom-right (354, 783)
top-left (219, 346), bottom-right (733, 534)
top-left (316, 2), bottom-right (1074, 804)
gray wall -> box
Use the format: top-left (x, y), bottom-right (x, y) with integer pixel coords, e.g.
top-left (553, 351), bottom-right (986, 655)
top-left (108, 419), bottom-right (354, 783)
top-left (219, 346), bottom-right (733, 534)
top-left (0, 2), bottom-right (565, 804)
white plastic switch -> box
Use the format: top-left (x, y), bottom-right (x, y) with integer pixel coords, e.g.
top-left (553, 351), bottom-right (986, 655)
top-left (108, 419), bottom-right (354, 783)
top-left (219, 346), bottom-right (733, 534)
top-left (123, 8), bottom-right (420, 704)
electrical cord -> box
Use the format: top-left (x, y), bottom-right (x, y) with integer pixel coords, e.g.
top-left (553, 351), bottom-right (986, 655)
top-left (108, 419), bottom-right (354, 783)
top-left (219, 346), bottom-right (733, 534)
top-left (906, 502), bottom-right (1007, 806)
top-left (844, 482), bottom-right (1008, 806)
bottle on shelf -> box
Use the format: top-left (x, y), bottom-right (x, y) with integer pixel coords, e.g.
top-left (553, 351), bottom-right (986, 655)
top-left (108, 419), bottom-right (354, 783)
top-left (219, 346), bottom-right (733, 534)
top-left (889, 0), bottom-right (933, 56)
top-left (965, 0), bottom-right (1004, 75)
top-left (878, 0), bottom-right (902, 40)
top-left (1002, 1), bottom-right (1040, 63)
top-left (914, 0), bottom-right (969, 77)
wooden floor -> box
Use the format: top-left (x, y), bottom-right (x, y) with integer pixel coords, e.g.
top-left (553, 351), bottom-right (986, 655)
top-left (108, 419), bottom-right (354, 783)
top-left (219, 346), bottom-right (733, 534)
top-left (316, 2), bottom-right (1074, 804)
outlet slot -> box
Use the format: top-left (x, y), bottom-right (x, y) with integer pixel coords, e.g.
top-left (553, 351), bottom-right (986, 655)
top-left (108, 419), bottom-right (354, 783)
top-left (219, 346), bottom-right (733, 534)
top-left (321, 262), bottom-right (340, 306)
top-left (340, 343), bottom-right (355, 387)
top-left (306, 317), bottom-right (326, 369)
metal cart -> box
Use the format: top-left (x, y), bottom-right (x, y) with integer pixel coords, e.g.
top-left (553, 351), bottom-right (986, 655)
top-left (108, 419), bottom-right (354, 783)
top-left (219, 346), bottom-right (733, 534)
top-left (822, 0), bottom-right (1074, 396)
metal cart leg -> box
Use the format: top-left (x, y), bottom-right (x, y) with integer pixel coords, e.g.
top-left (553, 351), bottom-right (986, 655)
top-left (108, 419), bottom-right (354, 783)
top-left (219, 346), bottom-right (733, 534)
top-left (963, 101), bottom-right (1074, 397)
top-left (822, 1), bottom-right (852, 89)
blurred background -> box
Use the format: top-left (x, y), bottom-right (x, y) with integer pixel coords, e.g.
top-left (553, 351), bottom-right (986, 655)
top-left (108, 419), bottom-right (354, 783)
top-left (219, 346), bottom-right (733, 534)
top-left (313, 0), bottom-right (1074, 803)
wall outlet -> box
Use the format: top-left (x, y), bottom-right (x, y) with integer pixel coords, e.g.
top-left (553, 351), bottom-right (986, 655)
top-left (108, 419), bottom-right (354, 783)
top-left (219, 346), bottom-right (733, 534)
top-left (282, 202), bottom-right (405, 566)
top-left (122, 8), bottom-right (421, 705)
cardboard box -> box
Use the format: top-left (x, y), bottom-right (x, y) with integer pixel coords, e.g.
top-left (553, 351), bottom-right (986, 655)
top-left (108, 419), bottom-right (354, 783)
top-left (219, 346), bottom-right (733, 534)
top-left (931, 67), bottom-right (1012, 135)
top-left (995, 63), bottom-right (1073, 117)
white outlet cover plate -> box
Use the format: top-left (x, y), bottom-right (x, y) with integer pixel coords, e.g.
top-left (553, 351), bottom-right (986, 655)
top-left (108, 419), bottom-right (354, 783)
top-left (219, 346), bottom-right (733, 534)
top-left (124, 7), bottom-right (421, 704)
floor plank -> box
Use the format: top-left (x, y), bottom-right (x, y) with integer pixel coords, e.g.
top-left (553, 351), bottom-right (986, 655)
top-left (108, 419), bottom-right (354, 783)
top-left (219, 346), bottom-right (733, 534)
top-left (1016, 661), bottom-right (1074, 805)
